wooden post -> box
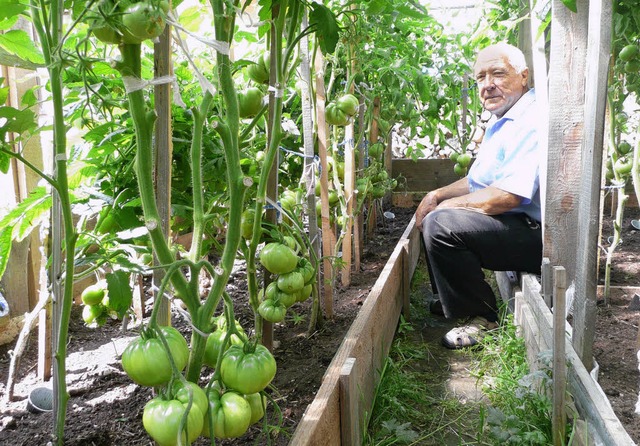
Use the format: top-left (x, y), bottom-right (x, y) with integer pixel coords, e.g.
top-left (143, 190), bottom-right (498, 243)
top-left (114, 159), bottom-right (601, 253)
top-left (543, 0), bottom-right (588, 288)
top-left (541, 257), bottom-right (553, 308)
top-left (339, 357), bottom-right (360, 446)
top-left (341, 123), bottom-right (355, 286)
top-left (315, 50), bottom-right (334, 319)
top-left (153, 17), bottom-right (173, 327)
top-left (572, 0), bottom-right (612, 371)
top-left (552, 266), bottom-right (567, 446)
top-left (354, 96), bottom-right (365, 273)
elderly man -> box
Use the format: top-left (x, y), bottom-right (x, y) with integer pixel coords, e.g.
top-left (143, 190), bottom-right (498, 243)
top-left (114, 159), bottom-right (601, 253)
top-left (415, 42), bottom-right (544, 349)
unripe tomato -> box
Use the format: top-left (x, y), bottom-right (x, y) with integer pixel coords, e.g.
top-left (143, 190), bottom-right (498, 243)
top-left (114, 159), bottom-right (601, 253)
top-left (203, 389), bottom-right (252, 439)
top-left (449, 151), bottom-right (459, 163)
top-left (614, 157), bottom-right (633, 175)
top-left (618, 141), bottom-right (632, 155)
top-left (122, 2), bottom-right (167, 42)
top-left (203, 321), bottom-right (246, 368)
top-left (247, 53), bottom-right (270, 84)
top-left (258, 298), bottom-right (287, 322)
top-left (325, 102), bottom-right (349, 126)
top-left (245, 392), bottom-right (267, 425)
top-left (241, 209), bottom-right (255, 240)
top-left (457, 152), bottom-right (472, 168)
top-left (220, 343), bottom-right (277, 394)
top-left (172, 381), bottom-right (209, 415)
top-left (259, 242), bottom-right (299, 274)
top-left (619, 44), bottom-right (639, 62)
top-left (82, 304), bottom-right (105, 325)
top-left (624, 60), bottom-right (640, 74)
top-left (92, 23), bottom-right (121, 44)
top-left (81, 283), bottom-right (106, 305)
top-left (238, 87), bottom-right (263, 118)
top-left (336, 94), bottom-right (359, 116)
top-left (297, 258), bottom-right (315, 284)
top-left (296, 283), bottom-right (313, 302)
top-left (143, 396), bottom-right (204, 446)
top-left (453, 163), bottom-right (467, 176)
top-left (121, 326), bottom-right (189, 387)
top-left (278, 270), bottom-right (304, 295)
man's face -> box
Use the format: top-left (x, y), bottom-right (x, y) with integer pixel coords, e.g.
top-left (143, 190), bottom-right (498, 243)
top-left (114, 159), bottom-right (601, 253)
top-left (474, 48), bottom-right (528, 118)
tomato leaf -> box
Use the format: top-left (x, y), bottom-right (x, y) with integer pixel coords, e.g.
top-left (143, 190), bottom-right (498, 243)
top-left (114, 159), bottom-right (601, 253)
top-left (309, 3), bottom-right (340, 54)
top-left (561, 0), bottom-right (577, 13)
top-left (106, 270), bottom-right (133, 318)
top-left (0, 30), bottom-right (45, 69)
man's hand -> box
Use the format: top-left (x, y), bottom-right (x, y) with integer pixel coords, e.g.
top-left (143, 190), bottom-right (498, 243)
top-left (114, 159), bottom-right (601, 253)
top-left (415, 191), bottom-right (438, 227)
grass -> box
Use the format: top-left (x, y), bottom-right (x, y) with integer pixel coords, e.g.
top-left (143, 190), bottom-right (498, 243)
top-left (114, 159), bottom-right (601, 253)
top-left (364, 265), bottom-right (572, 446)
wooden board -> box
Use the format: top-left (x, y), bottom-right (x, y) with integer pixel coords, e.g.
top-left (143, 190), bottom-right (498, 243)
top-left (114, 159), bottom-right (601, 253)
top-left (391, 158), bottom-right (460, 194)
top-left (289, 218), bottom-right (421, 445)
top-left (517, 274), bottom-right (635, 446)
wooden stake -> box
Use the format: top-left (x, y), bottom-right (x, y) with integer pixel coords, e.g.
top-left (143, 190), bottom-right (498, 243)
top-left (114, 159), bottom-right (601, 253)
top-left (314, 50), bottom-right (334, 318)
top-left (552, 266), bottom-right (567, 446)
top-left (339, 357), bottom-right (360, 446)
top-left (401, 240), bottom-right (410, 321)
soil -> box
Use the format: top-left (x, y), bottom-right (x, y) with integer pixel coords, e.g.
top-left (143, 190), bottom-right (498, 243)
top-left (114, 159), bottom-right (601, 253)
top-left (0, 204), bottom-right (638, 446)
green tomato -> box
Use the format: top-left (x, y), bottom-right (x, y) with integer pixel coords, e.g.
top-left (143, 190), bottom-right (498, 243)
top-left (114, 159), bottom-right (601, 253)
top-left (238, 87), bottom-right (263, 118)
top-left (624, 59), bottom-right (640, 74)
top-left (453, 163), bottom-right (467, 177)
top-left (618, 141), bottom-right (632, 155)
top-left (328, 189), bottom-right (340, 205)
top-left (369, 142), bottom-right (384, 158)
top-left (258, 298), bottom-right (287, 323)
top-left (296, 283), bottom-right (313, 303)
top-left (449, 151), bottom-right (459, 163)
top-left (92, 23), bottom-right (121, 44)
top-left (245, 392), bottom-right (267, 425)
top-left (220, 344), bottom-right (277, 394)
top-left (614, 157), bottom-right (633, 175)
top-left (203, 322), bottom-right (246, 368)
top-left (203, 389), bottom-right (252, 439)
top-left (282, 235), bottom-right (299, 253)
top-left (336, 93), bottom-right (359, 116)
top-left (142, 397), bottom-right (204, 446)
top-left (121, 326), bottom-right (189, 387)
top-left (297, 258), bottom-right (315, 284)
top-left (81, 283), bottom-right (106, 305)
top-left (172, 381), bottom-right (209, 415)
top-left (325, 102), bottom-right (350, 126)
top-left (82, 304), bottom-right (105, 325)
top-left (247, 53), bottom-right (270, 84)
top-left (619, 44), bottom-right (639, 62)
top-left (122, 1), bottom-right (167, 42)
top-left (457, 152), bottom-right (472, 168)
top-left (259, 242), bottom-right (299, 274)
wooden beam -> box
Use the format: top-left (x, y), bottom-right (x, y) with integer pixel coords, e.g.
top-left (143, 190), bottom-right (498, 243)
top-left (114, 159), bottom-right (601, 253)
top-left (543, 0), bottom-right (589, 284)
top-left (572, 0), bottom-right (612, 371)
top-left (339, 357), bottom-right (359, 446)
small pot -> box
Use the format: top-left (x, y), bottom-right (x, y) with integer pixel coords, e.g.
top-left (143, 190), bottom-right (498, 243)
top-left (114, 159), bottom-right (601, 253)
top-left (27, 387), bottom-right (53, 413)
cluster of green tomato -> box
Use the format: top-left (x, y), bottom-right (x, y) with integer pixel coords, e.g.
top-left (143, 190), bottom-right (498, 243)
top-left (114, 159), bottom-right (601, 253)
top-left (257, 239), bottom-right (316, 323)
top-left (449, 151), bottom-right (473, 177)
top-left (80, 282), bottom-right (116, 326)
top-left (88, 0), bottom-right (169, 45)
top-left (606, 138), bottom-right (636, 181)
top-left (325, 94), bottom-right (360, 126)
top-left (121, 319), bottom-right (276, 444)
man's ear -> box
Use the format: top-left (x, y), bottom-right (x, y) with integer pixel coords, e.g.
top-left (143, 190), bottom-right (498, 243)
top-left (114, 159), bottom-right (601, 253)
top-left (521, 68), bottom-right (529, 87)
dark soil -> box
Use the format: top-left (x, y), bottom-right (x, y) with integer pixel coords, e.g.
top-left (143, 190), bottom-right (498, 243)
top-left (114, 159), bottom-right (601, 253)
top-left (0, 207), bottom-right (415, 446)
top-left (0, 204), bottom-right (638, 445)
top-left (594, 205), bottom-right (640, 444)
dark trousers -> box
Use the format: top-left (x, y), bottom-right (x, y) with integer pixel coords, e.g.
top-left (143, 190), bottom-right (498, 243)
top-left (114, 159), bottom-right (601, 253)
top-left (421, 208), bottom-right (542, 322)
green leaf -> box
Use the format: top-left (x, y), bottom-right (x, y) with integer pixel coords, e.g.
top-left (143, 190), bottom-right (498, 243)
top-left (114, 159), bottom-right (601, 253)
top-left (0, 186), bottom-right (51, 242)
top-left (0, 0), bottom-right (27, 21)
top-left (309, 3), bottom-right (340, 54)
top-left (0, 30), bottom-right (44, 69)
top-left (561, 0), bottom-right (577, 13)
top-left (0, 148), bottom-right (9, 173)
top-left (105, 270), bottom-right (133, 318)
top-left (0, 227), bottom-right (11, 281)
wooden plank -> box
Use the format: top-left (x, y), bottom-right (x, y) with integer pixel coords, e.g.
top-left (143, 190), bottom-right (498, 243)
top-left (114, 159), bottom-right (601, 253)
top-left (339, 357), bottom-right (359, 446)
top-left (391, 159), bottom-right (460, 193)
top-left (553, 267), bottom-right (567, 446)
top-left (341, 123), bottom-right (355, 287)
top-left (572, 0), bottom-right (612, 372)
top-left (401, 240), bottom-right (410, 321)
top-left (541, 258), bottom-right (552, 308)
top-left (518, 274), bottom-right (635, 445)
top-left (543, 0), bottom-right (589, 287)
top-left (290, 218), bottom-right (420, 445)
